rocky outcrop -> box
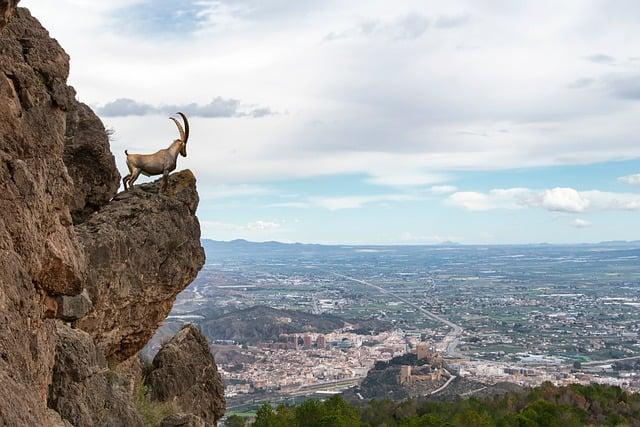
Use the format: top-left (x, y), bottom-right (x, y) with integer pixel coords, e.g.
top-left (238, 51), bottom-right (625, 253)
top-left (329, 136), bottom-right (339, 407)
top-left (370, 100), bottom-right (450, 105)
top-left (48, 322), bottom-right (144, 426)
top-left (74, 170), bottom-right (205, 362)
top-left (64, 101), bottom-right (121, 224)
top-left (0, 4), bottom-right (216, 425)
top-left (146, 325), bottom-right (226, 425)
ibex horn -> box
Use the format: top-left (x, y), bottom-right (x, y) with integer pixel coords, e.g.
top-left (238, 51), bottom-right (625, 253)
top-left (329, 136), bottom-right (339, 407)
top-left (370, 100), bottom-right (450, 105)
top-left (177, 112), bottom-right (189, 144)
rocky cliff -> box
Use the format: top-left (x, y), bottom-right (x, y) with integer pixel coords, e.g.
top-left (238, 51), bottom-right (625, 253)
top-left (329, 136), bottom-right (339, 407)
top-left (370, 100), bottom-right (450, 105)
top-left (74, 170), bottom-right (205, 362)
top-left (0, 3), bottom-right (222, 425)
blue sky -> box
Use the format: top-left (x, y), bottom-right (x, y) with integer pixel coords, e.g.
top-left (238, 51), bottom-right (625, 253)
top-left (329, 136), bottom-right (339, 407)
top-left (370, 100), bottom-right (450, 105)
top-left (26, 0), bottom-right (640, 244)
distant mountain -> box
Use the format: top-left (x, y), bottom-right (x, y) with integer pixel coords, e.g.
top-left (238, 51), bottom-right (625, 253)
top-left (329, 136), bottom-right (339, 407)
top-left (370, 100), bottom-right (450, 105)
top-left (202, 238), bottom-right (324, 249)
top-left (202, 238), bottom-right (640, 250)
top-left (196, 305), bottom-right (345, 344)
top-left (595, 240), bottom-right (640, 247)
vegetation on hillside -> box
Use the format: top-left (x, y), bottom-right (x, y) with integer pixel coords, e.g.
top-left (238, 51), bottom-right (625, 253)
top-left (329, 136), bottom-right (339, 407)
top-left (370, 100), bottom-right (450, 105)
top-left (233, 382), bottom-right (640, 427)
top-left (198, 305), bottom-right (345, 344)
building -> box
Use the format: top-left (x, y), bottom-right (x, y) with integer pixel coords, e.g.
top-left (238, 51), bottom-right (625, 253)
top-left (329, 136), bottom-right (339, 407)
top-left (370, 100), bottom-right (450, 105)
top-left (416, 342), bottom-right (429, 360)
top-left (416, 342), bottom-right (444, 367)
top-left (317, 334), bottom-right (326, 349)
top-left (399, 365), bottom-right (412, 384)
top-left (304, 334), bottom-right (312, 348)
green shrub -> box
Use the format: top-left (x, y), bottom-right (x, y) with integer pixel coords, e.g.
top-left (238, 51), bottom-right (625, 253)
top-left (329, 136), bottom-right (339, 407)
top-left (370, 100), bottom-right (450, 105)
top-left (134, 383), bottom-right (180, 426)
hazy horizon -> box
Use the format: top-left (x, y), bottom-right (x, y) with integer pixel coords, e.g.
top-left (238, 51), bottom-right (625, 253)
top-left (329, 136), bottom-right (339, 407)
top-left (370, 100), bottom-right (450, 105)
top-left (204, 237), bottom-right (640, 246)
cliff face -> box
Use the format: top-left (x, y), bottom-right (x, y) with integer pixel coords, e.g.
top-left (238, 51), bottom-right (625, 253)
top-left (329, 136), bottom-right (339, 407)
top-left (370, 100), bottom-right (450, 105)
top-left (0, 3), bottom-right (218, 425)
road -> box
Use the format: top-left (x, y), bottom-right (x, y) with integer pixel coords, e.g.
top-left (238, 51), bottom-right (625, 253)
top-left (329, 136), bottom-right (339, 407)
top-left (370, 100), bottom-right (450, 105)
top-left (430, 375), bottom-right (457, 395)
top-left (331, 272), bottom-right (465, 358)
top-left (581, 354), bottom-right (640, 366)
top-left (290, 378), bottom-right (363, 396)
top-left (226, 377), bottom-right (363, 410)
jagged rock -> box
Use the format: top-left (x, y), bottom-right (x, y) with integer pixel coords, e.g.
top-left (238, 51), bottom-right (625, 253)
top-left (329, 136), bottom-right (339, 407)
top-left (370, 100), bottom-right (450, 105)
top-left (0, 0), bottom-right (18, 30)
top-left (56, 289), bottom-right (92, 321)
top-left (160, 413), bottom-right (206, 427)
top-left (74, 170), bottom-right (205, 362)
top-left (146, 325), bottom-right (225, 425)
top-left (64, 101), bottom-right (121, 224)
top-left (48, 322), bottom-right (144, 426)
top-left (115, 353), bottom-right (144, 396)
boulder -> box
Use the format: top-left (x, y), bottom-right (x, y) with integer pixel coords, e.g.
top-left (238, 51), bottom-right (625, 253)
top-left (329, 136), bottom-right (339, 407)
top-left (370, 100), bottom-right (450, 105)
top-left (146, 325), bottom-right (225, 425)
top-left (64, 101), bottom-right (121, 224)
top-left (56, 289), bottom-right (92, 321)
top-left (74, 170), bottom-right (205, 361)
top-left (160, 413), bottom-right (206, 427)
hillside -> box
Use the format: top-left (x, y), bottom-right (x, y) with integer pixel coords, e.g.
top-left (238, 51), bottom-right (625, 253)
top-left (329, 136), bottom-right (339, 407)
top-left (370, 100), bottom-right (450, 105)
top-left (198, 305), bottom-right (346, 344)
top-left (246, 382), bottom-right (640, 427)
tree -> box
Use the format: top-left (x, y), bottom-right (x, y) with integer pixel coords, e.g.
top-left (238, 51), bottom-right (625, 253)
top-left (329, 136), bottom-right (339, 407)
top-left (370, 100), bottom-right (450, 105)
top-left (225, 414), bottom-right (246, 427)
top-left (253, 404), bottom-right (281, 427)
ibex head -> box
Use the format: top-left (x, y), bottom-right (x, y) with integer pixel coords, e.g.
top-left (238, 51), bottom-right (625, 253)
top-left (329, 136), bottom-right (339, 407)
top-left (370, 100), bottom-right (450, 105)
top-left (170, 112), bottom-right (190, 157)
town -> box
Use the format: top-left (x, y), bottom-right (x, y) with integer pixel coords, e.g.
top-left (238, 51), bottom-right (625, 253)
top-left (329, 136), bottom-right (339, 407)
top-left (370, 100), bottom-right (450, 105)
top-left (147, 239), bottom-right (640, 409)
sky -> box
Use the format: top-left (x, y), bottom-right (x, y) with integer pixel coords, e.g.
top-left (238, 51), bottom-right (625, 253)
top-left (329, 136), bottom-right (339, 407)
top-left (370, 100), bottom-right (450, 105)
top-left (24, 0), bottom-right (640, 244)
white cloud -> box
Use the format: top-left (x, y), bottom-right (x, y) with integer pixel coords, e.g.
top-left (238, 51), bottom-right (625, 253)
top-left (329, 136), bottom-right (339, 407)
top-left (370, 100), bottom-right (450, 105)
top-left (398, 232), bottom-right (461, 244)
top-left (96, 97), bottom-right (274, 118)
top-left (581, 190), bottom-right (640, 211)
top-left (619, 174), bottom-right (640, 186)
top-left (199, 184), bottom-right (274, 199)
top-left (366, 172), bottom-right (446, 187)
top-left (448, 188), bottom-right (532, 211)
top-left (200, 219), bottom-right (281, 235)
top-left (309, 194), bottom-right (417, 210)
top-left (270, 193), bottom-right (417, 210)
top-left (448, 187), bottom-right (640, 213)
top-left (571, 218), bottom-right (592, 228)
top-left (429, 185), bottom-right (458, 194)
top-left (246, 220), bottom-right (281, 231)
top-left (540, 188), bottom-right (590, 213)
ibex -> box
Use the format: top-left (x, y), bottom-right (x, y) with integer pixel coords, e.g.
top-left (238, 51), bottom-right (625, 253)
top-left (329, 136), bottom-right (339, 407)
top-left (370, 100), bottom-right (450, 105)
top-left (122, 112), bottom-right (190, 191)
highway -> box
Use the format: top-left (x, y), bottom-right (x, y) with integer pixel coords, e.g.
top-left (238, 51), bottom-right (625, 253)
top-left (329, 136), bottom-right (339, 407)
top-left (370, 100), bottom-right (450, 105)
top-left (331, 272), bottom-right (465, 358)
top-left (226, 377), bottom-right (363, 410)
top-left (581, 354), bottom-right (640, 366)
